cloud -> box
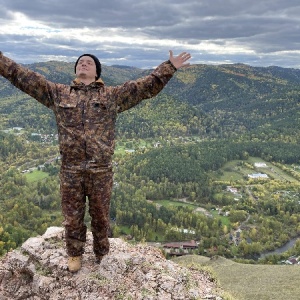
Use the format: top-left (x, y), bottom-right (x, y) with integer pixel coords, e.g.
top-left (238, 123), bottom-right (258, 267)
top-left (1, 0), bottom-right (300, 68)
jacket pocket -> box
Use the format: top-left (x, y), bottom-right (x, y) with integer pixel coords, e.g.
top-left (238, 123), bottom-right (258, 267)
top-left (87, 99), bottom-right (113, 123)
top-left (57, 101), bottom-right (81, 126)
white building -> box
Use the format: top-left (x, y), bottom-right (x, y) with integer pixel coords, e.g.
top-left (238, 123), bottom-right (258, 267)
top-left (248, 173), bottom-right (269, 179)
top-left (254, 162), bottom-right (267, 168)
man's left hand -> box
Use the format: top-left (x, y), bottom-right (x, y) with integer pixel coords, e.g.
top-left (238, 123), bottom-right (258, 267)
top-left (169, 50), bottom-right (191, 69)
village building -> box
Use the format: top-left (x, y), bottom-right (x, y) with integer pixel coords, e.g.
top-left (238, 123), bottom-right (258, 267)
top-left (125, 149), bottom-right (135, 153)
top-left (227, 186), bottom-right (238, 194)
top-left (248, 173), bottom-right (269, 179)
top-left (162, 240), bottom-right (198, 256)
top-left (254, 162), bottom-right (267, 168)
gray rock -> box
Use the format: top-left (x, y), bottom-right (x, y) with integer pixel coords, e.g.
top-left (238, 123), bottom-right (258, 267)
top-left (0, 227), bottom-right (223, 300)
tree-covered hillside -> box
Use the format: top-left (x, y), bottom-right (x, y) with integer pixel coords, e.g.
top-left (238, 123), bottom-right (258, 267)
top-left (2, 61), bottom-right (300, 263)
top-left (1, 61), bottom-right (300, 141)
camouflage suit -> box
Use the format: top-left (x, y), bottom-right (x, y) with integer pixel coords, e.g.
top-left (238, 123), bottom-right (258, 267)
top-left (0, 52), bottom-right (177, 257)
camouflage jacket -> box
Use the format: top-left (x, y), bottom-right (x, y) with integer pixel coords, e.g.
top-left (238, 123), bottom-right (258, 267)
top-left (0, 52), bottom-right (177, 168)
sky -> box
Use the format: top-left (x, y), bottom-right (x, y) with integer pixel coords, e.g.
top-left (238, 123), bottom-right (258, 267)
top-left (1, 0), bottom-right (300, 69)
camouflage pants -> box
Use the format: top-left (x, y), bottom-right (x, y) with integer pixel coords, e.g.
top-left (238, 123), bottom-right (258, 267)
top-left (60, 166), bottom-right (113, 257)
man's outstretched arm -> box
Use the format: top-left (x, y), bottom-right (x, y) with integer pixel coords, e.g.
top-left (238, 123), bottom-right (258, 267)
top-left (0, 51), bottom-right (55, 108)
top-left (115, 50), bottom-right (192, 113)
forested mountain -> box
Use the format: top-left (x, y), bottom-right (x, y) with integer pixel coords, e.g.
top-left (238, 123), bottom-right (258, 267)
top-left (1, 60), bottom-right (300, 140)
top-left (2, 60), bottom-right (300, 263)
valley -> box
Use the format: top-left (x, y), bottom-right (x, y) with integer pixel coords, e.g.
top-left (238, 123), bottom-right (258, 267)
top-left (1, 61), bottom-right (300, 265)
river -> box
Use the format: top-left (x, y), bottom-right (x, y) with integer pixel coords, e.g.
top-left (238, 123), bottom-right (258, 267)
top-left (259, 236), bottom-right (300, 258)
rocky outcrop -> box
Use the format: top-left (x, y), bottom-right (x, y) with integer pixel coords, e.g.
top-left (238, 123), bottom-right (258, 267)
top-left (0, 227), bottom-right (222, 299)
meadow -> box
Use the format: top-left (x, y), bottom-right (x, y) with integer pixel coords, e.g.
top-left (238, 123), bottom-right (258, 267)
top-left (173, 255), bottom-right (300, 300)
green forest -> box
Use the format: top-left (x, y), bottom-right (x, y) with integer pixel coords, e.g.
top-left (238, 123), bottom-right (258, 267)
top-left (1, 61), bottom-right (300, 265)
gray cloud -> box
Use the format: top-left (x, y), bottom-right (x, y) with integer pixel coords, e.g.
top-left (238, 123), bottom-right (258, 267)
top-left (1, 0), bottom-right (300, 68)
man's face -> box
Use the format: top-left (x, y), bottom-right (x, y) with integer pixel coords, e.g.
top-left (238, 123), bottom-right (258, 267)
top-left (75, 56), bottom-right (97, 80)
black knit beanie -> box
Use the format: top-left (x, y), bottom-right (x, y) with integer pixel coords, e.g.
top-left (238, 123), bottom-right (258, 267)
top-left (74, 54), bottom-right (102, 80)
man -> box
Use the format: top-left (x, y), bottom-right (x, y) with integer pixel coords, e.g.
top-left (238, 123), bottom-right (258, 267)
top-left (0, 50), bottom-right (191, 272)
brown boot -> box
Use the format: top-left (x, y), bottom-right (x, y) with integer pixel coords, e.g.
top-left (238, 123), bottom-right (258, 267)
top-left (68, 256), bottom-right (82, 272)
